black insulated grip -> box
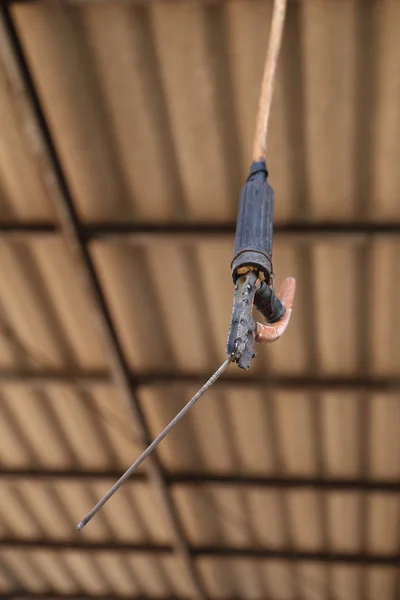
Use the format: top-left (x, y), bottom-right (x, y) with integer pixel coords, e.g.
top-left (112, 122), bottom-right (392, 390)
top-left (231, 160), bottom-right (274, 283)
top-left (254, 280), bottom-right (286, 324)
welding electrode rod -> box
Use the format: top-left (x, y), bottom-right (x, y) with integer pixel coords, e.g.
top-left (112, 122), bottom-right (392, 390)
top-left (77, 358), bottom-right (231, 531)
top-left (252, 0), bottom-right (287, 162)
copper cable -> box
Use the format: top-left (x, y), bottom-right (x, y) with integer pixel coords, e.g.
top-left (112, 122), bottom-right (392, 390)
top-left (252, 0), bottom-right (288, 162)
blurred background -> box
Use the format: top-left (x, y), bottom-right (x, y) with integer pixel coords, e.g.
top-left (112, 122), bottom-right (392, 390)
top-left (1, 0), bottom-right (400, 598)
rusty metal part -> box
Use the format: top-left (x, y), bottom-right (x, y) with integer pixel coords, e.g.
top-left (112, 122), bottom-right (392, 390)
top-left (0, 6), bottom-right (206, 599)
top-left (226, 273), bottom-right (296, 369)
top-left (226, 271), bottom-right (259, 370)
top-left (256, 277), bottom-right (296, 344)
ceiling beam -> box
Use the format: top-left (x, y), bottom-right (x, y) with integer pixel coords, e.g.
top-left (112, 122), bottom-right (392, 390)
top-left (3, 0), bottom-right (367, 5)
top-left (1, 220), bottom-right (400, 244)
top-left (3, 466), bottom-right (400, 493)
top-left (1, 538), bottom-right (399, 566)
top-left (0, 6), bottom-right (206, 600)
top-left (7, 595), bottom-right (189, 600)
top-left (1, 368), bottom-right (400, 393)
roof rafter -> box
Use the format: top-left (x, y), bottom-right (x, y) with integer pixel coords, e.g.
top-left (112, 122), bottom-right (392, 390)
top-left (2, 538), bottom-right (400, 566)
top-left (1, 369), bottom-right (400, 393)
top-left (0, 220), bottom-right (400, 243)
top-left (6, 594), bottom-right (190, 600)
top-left (2, 466), bottom-right (400, 493)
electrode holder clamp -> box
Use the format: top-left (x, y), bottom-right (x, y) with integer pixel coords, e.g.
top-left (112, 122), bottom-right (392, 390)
top-left (226, 160), bottom-right (294, 370)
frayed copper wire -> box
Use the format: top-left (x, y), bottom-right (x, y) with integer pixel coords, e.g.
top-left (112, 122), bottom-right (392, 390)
top-left (255, 277), bottom-right (296, 344)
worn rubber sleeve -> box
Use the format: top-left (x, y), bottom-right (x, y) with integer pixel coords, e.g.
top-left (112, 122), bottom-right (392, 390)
top-left (231, 160), bottom-right (274, 282)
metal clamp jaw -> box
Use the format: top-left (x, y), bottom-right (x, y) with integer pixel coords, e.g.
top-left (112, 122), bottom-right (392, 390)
top-left (226, 160), bottom-right (296, 370)
top-left (226, 270), bottom-right (295, 369)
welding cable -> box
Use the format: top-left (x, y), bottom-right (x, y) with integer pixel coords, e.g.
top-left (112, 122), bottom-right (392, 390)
top-left (252, 0), bottom-right (287, 162)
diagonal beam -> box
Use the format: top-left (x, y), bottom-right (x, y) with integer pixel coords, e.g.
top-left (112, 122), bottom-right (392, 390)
top-left (3, 465), bottom-right (400, 493)
top-left (1, 538), bottom-right (400, 566)
top-left (0, 6), bottom-right (206, 599)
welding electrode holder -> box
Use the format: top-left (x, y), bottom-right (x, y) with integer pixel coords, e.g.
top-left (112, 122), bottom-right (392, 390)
top-left (227, 160), bottom-right (286, 369)
top-left (231, 160), bottom-right (285, 323)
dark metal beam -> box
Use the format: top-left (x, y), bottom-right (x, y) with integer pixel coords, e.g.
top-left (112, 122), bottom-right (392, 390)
top-left (0, 539), bottom-right (171, 553)
top-left (1, 0), bottom-right (390, 7)
top-left (7, 595), bottom-right (189, 600)
top-left (0, 221), bottom-right (56, 238)
top-left (80, 221), bottom-right (400, 239)
top-left (1, 220), bottom-right (400, 242)
top-left (0, 368), bottom-right (110, 386)
top-left (1, 368), bottom-right (400, 394)
top-left (1, 538), bottom-right (399, 566)
top-left (3, 466), bottom-right (400, 493)
top-left (0, 6), bottom-right (206, 600)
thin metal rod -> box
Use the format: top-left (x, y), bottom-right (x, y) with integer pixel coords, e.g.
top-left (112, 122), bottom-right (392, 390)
top-left (252, 0), bottom-right (287, 161)
top-left (77, 359), bottom-right (231, 531)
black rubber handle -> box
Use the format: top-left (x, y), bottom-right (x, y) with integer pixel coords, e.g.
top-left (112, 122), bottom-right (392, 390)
top-left (254, 280), bottom-right (286, 324)
top-left (231, 160), bottom-right (274, 283)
